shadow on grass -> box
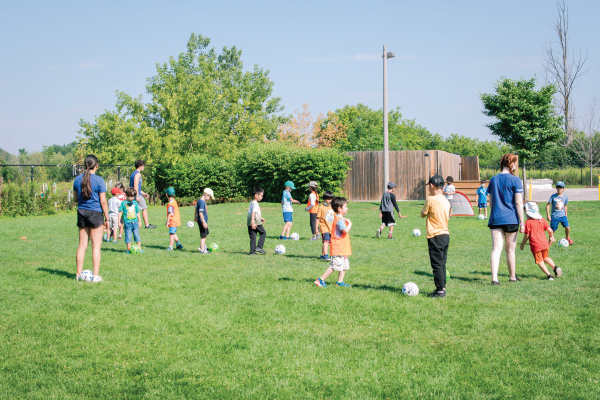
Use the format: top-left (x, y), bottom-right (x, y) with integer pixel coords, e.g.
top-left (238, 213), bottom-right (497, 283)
top-left (352, 283), bottom-right (403, 294)
top-left (413, 270), bottom-right (481, 283)
top-left (37, 268), bottom-right (76, 279)
top-left (468, 270), bottom-right (539, 279)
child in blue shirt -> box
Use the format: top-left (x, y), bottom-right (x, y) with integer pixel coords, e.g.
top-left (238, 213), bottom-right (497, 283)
top-left (118, 187), bottom-right (143, 254)
top-left (546, 181), bottom-right (572, 245)
top-left (195, 188), bottom-right (215, 254)
top-left (280, 180), bottom-right (300, 240)
top-left (476, 179), bottom-right (489, 219)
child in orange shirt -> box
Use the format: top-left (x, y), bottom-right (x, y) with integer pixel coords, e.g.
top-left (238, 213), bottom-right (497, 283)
top-left (316, 191), bottom-right (335, 261)
top-left (520, 202), bottom-right (562, 280)
top-left (165, 187), bottom-right (183, 251)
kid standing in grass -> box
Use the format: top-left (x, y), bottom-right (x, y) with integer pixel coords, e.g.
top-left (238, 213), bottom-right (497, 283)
top-left (248, 188), bottom-right (266, 255)
top-left (476, 179), bottom-right (488, 219)
top-left (443, 176), bottom-right (455, 218)
top-left (547, 181), bottom-right (573, 245)
top-left (116, 182), bottom-right (126, 240)
top-left (376, 182), bottom-right (404, 239)
top-left (316, 191), bottom-right (335, 261)
top-left (314, 197), bottom-right (352, 288)
top-left (520, 202), bottom-right (562, 280)
top-left (105, 187), bottom-right (122, 243)
top-left (421, 175), bottom-right (451, 298)
top-left (118, 187), bottom-right (143, 254)
top-left (306, 181), bottom-right (320, 241)
top-left (195, 188), bottom-right (215, 254)
top-left (165, 187), bottom-right (183, 251)
top-left (280, 181), bottom-right (300, 240)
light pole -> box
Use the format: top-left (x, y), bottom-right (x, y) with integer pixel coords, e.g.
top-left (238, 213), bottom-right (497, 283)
top-left (383, 45), bottom-right (395, 189)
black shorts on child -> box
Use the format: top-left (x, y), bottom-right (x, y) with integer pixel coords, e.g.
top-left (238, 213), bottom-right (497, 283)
top-left (381, 211), bottom-right (396, 226)
top-left (199, 225), bottom-right (209, 238)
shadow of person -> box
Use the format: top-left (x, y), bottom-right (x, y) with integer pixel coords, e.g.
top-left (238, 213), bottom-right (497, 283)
top-left (37, 268), bottom-right (76, 279)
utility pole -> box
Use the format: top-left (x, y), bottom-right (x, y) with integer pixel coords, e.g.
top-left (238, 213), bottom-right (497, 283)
top-left (383, 45), bottom-right (395, 189)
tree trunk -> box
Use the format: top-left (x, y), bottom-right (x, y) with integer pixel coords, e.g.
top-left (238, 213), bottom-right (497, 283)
top-left (591, 165), bottom-right (593, 187)
top-left (523, 163), bottom-right (528, 201)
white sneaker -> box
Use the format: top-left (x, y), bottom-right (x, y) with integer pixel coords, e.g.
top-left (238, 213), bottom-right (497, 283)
top-left (76, 274), bottom-right (81, 281)
top-left (92, 275), bottom-right (103, 283)
top-left (376, 229), bottom-right (381, 239)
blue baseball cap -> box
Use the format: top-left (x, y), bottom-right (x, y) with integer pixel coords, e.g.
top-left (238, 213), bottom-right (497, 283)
top-left (556, 181), bottom-right (565, 188)
top-left (284, 181), bottom-right (296, 190)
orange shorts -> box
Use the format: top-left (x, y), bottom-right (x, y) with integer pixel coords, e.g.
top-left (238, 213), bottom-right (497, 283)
top-left (533, 249), bottom-right (549, 264)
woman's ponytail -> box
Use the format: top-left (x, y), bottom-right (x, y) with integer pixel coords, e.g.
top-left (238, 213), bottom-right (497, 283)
top-left (500, 153), bottom-right (518, 175)
top-left (81, 155), bottom-right (99, 199)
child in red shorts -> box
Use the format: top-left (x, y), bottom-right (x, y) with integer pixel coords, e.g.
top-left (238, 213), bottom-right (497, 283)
top-left (520, 202), bottom-right (562, 280)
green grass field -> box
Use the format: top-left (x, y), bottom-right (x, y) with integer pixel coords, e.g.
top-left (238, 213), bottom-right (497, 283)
top-left (1, 201), bottom-right (599, 399)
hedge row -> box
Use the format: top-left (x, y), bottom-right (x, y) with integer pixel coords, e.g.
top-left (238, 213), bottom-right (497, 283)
top-left (0, 181), bottom-right (75, 217)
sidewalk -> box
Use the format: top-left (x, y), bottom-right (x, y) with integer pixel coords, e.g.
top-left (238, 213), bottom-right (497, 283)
top-left (529, 188), bottom-right (599, 202)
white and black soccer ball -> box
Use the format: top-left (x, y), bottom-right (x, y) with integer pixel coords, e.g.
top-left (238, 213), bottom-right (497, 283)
top-left (290, 233), bottom-right (300, 240)
top-left (80, 270), bottom-right (94, 282)
top-left (187, 221), bottom-right (195, 228)
top-left (402, 282), bottom-right (419, 296)
top-left (412, 229), bottom-right (421, 237)
top-left (275, 244), bottom-right (286, 254)
top-left (478, 214), bottom-right (485, 220)
top-left (558, 238), bottom-right (569, 248)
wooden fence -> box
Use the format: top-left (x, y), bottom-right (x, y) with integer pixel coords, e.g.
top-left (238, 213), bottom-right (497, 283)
top-left (460, 156), bottom-right (480, 181)
top-left (344, 150), bottom-right (462, 201)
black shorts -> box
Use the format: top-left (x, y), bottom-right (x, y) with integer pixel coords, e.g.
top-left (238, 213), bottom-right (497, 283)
top-left (381, 211), bottom-right (396, 226)
top-left (77, 209), bottom-right (104, 228)
top-left (489, 224), bottom-right (519, 233)
top-left (199, 225), bottom-right (209, 239)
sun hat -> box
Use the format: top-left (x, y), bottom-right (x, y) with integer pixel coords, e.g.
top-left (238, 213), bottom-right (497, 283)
top-left (556, 181), bottom-right (565, 188)
top-left (525, 202), bottom-right (542, 220)
top-left (111, 187), bottom-right (122, 195)
top-left (387, 182), bottom-right (396, 189)
top-left (308, 181), bottom-right (319, 187)
top-left (284, 181), bottom-right (296, 190)
top-left (203, 188), bottom-right (215, 200)
top-left (428, 175), bottom-right (445, 187)
top-left (165, 187), bottom-right (176, 196)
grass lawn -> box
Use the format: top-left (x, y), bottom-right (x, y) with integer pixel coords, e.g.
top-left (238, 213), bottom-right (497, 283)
top-left (1, 200), bottom-right (599, 399)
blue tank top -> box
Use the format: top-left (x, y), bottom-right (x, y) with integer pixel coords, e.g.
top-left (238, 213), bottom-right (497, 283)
top-left (130, 170), bottom-right (142, 195)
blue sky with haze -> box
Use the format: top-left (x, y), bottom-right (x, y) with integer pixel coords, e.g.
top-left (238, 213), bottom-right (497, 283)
top-left (1, 0), bottom-right (598, 154)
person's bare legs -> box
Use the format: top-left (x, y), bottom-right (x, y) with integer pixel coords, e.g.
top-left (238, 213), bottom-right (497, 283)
top-left (565, 226), bottom-right (571, 240)
top-left (337, 270), bottom-right (346, 283)
top-left (76, 227), bottom-right (91, 275)
top-left (504, 231), bottom-right (518, 280)
top-left (112, 225), bottom-right (118, 242)
top-left (281, 221), bottom-right (292, 238)
top-left (544, 257), bottom-right (556, 269)
top-left (388, 225), bottom-right (394, 237)
top-left (200, 237), bottom-right (206, 251)
top-left (484, 207), bottom-right (488, 218)
top-left (537, 261), bottom-right (551, 276)
top-left (490, 229), bottom-right (505, 282)
top-left (90, 226), bottom-right (104, 276)
top-left (142, 209), bottom-right (149, 227)
top-left (320, 268), bottom-right (334, 281)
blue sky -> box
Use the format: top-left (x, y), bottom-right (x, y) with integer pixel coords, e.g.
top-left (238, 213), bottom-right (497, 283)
top-left (1, 0), bottom-right (598, 154)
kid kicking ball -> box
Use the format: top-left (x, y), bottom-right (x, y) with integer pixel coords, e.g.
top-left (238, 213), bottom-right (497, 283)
top-left (402, 282), bottom-right (419, 296)
top-left (209, 243), bottom-right (219, 252)
top-left (187, 221), bottom-right (195, 228)
top-left (558, 238), bottom-right (569, 248)
top-left (275, 244), bottom-right (286, 254)
top-left (412, 229), bottom-right (421, 237)
top-left (290, 233), bottom-right (300, 240)
top-left (80, 270), bottom-right (94, 282)
top-left (478, 214), bottom-right (485, 220)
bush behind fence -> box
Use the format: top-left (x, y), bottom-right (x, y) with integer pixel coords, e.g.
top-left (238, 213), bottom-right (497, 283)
top-left (481, 165), bottom-right (600, 186)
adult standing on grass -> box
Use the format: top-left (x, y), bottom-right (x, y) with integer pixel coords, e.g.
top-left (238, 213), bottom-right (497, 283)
top-left (73, 155), bottom-right (109, 282)
top-left (130, 160), bottom-right (156, 229)
top-left (487, 153), bottom-right (525, 285)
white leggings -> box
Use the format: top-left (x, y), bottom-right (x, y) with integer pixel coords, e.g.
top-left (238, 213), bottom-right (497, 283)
top-left (490, 229), bottom-right (518, 282)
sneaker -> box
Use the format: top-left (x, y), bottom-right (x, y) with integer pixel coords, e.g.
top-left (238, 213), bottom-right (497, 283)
top-left (554, 267), bottom-right (562, 278)
top-left (255, 248), bottom-right (266, 254)
top-left (547, 275), bottom-right (554, 281)
top-left (335, 281), bottom-right (350, 287)
top-left (126, 250), bottom-right (131, 254)
top-left (91, 275), bottom-right (103, 283)
top-left (176, 243), bottom-right (184, 250)
top-left (103, 234), bottom-right (108, 241)
top-left (166, 247), bottom-right (173, 251)
top-left (322, 255), bottom-right (330, 261)
top-left (491, 281), bottom-right (500, 286)
top-left (387, 236), bottom-right (395, 240)
top-left (279, 236), bottom-right (287, 240)
top-left (139, 250), bottom-right (144, 254)
top-left (429, 290), bottom-right (446, 298)
top-left (316, 235), bottom-right (322, 239)
top-left (145, 224), bottom-right (157, 229)
top-left (118, 235), bottom-right (122, 239)
top-left (376, 229), bottom-right (381, 239)
top-left (113, 241), bottom-right (118, 244)
top-left (248, 252), bottom-right (256, 255)
top-left (509, 276), bottom-right (522, 282)
top-left (76, 274), bottom-right (81, 281)
top-left (310, 237), bottom-right (319, 241)
top-left (567, 238), bottom-right (574, 245)
top-left (314, 278), bottom-right (327, 288)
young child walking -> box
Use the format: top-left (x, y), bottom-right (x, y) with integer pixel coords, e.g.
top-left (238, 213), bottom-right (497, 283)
top-left (316, 191), bottom-right (335, 261)
top-left (248, 188), bottom-right (266, 254)
top-left (547, 181), bottom-right (573, 245)
top-left (165, 187), bottom-right (183, 251)
top-left (118, 187), bottom-right (143, 254)
top-left (195, 188), bottom-right (215, 254)
top-left (306, 181), bottom-right (320, 241)
top-left (421, 175), bottom-right (451, 298)
top-left (314, 197), bottom-right (352, 288)
top-left (476, 179), bottom-right (488, 219)
top-left (443, 176), bottom-right (455, 218)
top-left (280, 181), bottom-right (300, 240)
top-left (520, 202), bottom-right (562, 280)
top-left (105, 187), bottom-right (122, 243)
top-left (376, 182), bottom-right (404, 239)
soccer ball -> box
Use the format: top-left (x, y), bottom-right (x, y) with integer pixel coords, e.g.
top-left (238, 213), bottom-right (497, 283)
top-left (402, 282), bottom-right (419, 296)
top-left (558, 238), bottom-right (569, 248)
top-left (209, 243), bottom-right (219, 252)
top-left (275, 244), bottom-right (286, 254)
top-left (478, 214), bottom-right (485, 220)
top-left (290, 233), bottom-right (300, 240)
top-left (80, 270), bottom-right (94, 282)
top-left (412, 229), bottom-right (421, 237)
top-left (130, 244), bottom-right (141, 254)
top-left (187, 221), bottom-right (195, 228)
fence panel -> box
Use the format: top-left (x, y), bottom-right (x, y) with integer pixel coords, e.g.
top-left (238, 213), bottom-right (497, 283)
top-left (461, 156), bottom-right (480, 181)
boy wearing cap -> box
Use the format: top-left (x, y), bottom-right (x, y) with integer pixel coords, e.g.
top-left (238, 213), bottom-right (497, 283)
top-left (165, 187), bottom-right (183, 251)
top-left (421, 175), bottom-right (451, 298)
top-left (306, 181), bottom-right (320, 241)
top-left (280, 181), bottom-right (300, 240)
top-left (521, 202), bottom-right (561, 280)
top-left (377, 182), bottom-right (404, 239)
top-left (195, 188), bottom-right (215, 254)
top-left (547, 181), bottom-right (573, 245)
top-left (105, 186), bottom-right (123, 243)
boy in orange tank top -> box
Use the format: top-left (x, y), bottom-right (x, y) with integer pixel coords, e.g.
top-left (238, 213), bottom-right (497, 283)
top-left (165, 187), bottom-right (184, 251)
top-left (314, 197), bottom-right (352, 288)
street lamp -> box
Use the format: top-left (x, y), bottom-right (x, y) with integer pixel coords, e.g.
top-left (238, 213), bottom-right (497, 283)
top-left (383, 45), bottom-right (395, 190)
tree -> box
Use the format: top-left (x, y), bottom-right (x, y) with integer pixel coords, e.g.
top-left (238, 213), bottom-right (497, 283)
top-left (276, 103), bottom-right (316, 148)
top-left (568, 98), bottom-right (600, 186)
top-left (313, 111), bottom-right (347, 148)
top-left (544, 0), bottom-right (588, 143)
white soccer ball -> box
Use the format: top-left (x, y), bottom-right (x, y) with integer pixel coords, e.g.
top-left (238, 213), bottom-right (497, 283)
top-left (558, 238), bottom-right (569, 248)
top-left (80, 270), bottom-right (94, 282)
top-left (275, 244), bottom-right (286, 254)
top-left (478, 214), bottom-right (485, 220)
top-left (412, 229), bottom-right (421, 237)
top-left (187, 221), bottom-right (195, 228)
top-left (402, 282), bottom-right (419, 296)
top-left (290, 233), bottom-right (300, 240)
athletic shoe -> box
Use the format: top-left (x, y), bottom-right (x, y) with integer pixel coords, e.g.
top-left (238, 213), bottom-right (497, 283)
top-left (491, 281), bottom-right (500, 286)
top-left (176, 243), bottom-right (184, 250)
top-left (255, 248), bottom-right (266, 254)
top-left (200, 249), bottom-right (209, 254)
top-left (547, 275), bottom-right (554, 281)
top-left (145, 224), bottom-right (157, 229)
top-left (118, 235), bottom-right (122, 239)
top-left (166, 247), bottom-right (173, 251)
top-left (314, 278), bottom-right (327, 287)
top-left (103, 234), bottom-right (108, 241)
top-left (310, 237), bottom-right (319, 241)
top-left (429, 290), bottom-right (446, 298)
top-left (248, 252), bottom-right (256, 255)
top-left (567, 238), bottom-right (574, 245)
top-left (279, 236), bottom-right (287, 240)
top-left (75, 274), bottom-right (81, 281)
top-left (316, 235), bottom-right (322, 239)
top-left (113, 241), bottom-right (118, 244)
top-left (509, 276), bottom-right (522, 282)
top-left (92, 275), bottom-right (103, 283)
top-left (126, 250), bottom-right (131, 254)
top-left (376, 229), bottom-right (381, 239)
top-left (388, 236), bottom-right (395, 240)
top-left (335, 281), bottom-right (350, 287)
top-left (322, 255), bottom-right (330, 261)
top-left (554, 267), bottom-right (562, 277)
top-left (139, 250), bottom-right (144, 254)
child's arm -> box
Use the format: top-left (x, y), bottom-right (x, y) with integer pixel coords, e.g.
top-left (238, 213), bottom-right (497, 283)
top-left (546, 227), bottom-right (556, 244)
top-left (391, 195), bottom-right (402, 218)
top-left (519, 234), bottom-right (529, 251)
top-left (564, 204), bottom-right (568, 217)
top-left (118, 211), bottom-right (123, 227)
top-left (341, 219), bottom-right (352, 234)
top-left (291, 197), bottom-right (300, 204)
top-left (137, 212), bottom-right (141, 228)
top-left (199, 212), bottom-right (207, 228)
top-left (420, 200), bottom-right (429, 218)
top-left (251, 211), bottom-right (258, 229)
top-left (546, 202), bottom-right (552, 221)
